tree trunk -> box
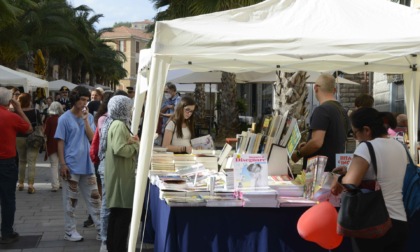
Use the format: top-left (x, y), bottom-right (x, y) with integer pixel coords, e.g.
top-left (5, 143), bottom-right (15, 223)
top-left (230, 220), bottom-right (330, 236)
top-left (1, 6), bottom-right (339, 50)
top-left (194, 83), bottom-right (206, 123)
top-left (218, 72), bottom-right (240, 140)
top-left (273, 71), bottom-right (309, 138)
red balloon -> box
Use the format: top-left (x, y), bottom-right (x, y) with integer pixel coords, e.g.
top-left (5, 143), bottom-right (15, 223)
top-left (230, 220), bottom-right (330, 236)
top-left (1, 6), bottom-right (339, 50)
top-left (297, 201), bottom-right (343, 249)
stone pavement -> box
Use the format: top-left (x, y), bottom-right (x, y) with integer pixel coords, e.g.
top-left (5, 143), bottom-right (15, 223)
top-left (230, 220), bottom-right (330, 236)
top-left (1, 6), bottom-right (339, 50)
top-left (2, 152), bottom-right (153, 252)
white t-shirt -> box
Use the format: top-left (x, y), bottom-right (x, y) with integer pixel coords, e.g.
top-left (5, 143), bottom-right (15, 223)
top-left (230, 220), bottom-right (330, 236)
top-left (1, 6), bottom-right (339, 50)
top-left (165, 120), bottom-right (192, 147)
top-left (352, 138), bottom-right (407, 221)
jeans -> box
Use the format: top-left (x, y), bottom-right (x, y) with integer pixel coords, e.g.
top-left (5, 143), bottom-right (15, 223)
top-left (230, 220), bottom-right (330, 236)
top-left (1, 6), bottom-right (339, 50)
top-left (16, 137), bottom-right (39, 186)
top-left (62, 174), bottom-right (101, 233)
top-left (48, 153), bottom-right (60, 190)
top-left (0, 158), bottom-right (18, 237)
top-left (107, 208), bottom-right (132, 252)
top-left (99, 161), bottom-right (110, 243)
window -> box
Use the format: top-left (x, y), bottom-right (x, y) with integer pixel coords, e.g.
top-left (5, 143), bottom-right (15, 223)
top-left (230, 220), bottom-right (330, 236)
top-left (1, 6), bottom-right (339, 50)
top-left (119, 40), bottom-right (125, 52)
top-left (392, 81), bottom-right (405, 114)
top-left (136, 41), bottom-right (140, 53)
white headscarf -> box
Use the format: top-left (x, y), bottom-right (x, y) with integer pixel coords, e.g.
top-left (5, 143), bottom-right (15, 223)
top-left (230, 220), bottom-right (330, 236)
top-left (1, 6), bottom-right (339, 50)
top-left (98, 95), bottom-right (133, 160)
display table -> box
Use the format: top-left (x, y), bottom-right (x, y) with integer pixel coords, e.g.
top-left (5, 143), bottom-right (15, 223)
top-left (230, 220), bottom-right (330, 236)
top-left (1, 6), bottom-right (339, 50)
top-left (145, 184), bottom-right (353, 252)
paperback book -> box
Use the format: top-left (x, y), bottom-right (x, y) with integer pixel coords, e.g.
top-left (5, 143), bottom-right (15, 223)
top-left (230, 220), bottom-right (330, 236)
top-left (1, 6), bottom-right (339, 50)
top-left (233, 154), bottom-right (268, 189)
top-left (191, 134), bottom-right (215, 150)
top-left (303, 155), bottom-right (328, 199)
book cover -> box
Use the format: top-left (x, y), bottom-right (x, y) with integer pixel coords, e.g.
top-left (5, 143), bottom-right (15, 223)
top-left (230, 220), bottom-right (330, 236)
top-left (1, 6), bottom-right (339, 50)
top-left (279, 117), bottom-right (297, 147)
top-left (286, 122), bottom-right (301, 158)
top-left (303, 155), bottom-right (328, 199)
top-left (191, 134), bottom-right (215, 150)
top-left (218, 143), bottom-right (233, 166)
top-left (233, 154), bottom-right (268, 189)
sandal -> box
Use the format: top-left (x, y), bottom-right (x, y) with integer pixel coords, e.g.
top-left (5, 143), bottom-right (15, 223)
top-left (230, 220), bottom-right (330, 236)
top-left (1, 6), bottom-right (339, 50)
top-left (27, 187), bottom-right (35, 194)
top-left (17, 184), bottom-right (24, 191)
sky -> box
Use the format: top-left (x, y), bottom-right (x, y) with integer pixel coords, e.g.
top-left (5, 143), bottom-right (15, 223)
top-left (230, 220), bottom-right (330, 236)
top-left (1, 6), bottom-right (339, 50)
top-left (69, 0), bottom-right (158, 29)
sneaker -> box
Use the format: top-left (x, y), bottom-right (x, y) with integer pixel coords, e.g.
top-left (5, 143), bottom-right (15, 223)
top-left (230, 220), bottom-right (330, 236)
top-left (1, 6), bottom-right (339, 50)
top-left (100, 242), bottom-right (108, 252)
top-left (0, 232), bottom-right (19, 244)
top-left (83, 215), bottom-right (94, 228)
top-left (64, 230), bottom-right (83, 242)
top-left (96, 233), bottom-right (101, 241)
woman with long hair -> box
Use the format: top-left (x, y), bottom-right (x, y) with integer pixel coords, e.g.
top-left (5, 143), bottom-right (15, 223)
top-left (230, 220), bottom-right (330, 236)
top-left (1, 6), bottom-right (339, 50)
top-left (331, 107), bottom-right (408, 251)
top-left (44, 102), bottom-right (64, 192)
top-left (16, 93), bottom-right (41, 194)
top-left (162, 96), bottom-right (196, 154)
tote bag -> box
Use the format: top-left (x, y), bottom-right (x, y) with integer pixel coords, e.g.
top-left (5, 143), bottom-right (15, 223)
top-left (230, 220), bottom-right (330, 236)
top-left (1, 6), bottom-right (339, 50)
top-left (337, 141), bottom-right (392, 239)
top-left (26, 110), bottom-right (45, 149)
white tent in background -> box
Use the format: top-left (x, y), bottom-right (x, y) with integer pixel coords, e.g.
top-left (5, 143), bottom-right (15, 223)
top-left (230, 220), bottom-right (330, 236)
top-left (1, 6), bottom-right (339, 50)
top-left (49, 79), bottom-right (78, 92)
top-left (128, 0), bottom-right (420, 250)
top-left (94, 84), bottom-right (111, 90)
top-left (0, 65), bottom-right (48, 92)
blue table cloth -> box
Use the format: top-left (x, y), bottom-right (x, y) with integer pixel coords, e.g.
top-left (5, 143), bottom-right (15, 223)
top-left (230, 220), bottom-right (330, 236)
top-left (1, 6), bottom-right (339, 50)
top-left (145, 185), bottom-right (354, 252)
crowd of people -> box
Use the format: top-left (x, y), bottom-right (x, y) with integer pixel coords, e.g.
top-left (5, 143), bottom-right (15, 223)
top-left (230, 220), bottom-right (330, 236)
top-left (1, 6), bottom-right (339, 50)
top-left (0, 82), bottom-right (198, 251)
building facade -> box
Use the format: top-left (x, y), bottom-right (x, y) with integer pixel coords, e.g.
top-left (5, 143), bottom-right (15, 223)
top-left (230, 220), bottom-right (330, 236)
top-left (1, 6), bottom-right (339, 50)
top-left (101, 20), bottom-right (152, 90)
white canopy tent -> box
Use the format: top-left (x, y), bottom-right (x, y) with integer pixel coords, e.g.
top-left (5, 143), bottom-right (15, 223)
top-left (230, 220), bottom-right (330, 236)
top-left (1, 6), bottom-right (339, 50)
top-left (128, 0), bottom-right (420, 250)
top-left (0, 65), bottom-right (49, 93)
top-left (49, 79), bottom-right (78, 92)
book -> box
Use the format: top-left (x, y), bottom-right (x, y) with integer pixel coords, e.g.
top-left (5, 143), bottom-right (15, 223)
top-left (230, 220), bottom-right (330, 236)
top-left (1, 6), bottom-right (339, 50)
top-left (303, 155), bottom-right (328, 199)
top-left (279, 117), bottom-right (297, 147)
top-left (267, 144), bottom-right (289, 176)
top-left (164, 196), bottom-right (207, 207)
top-left (286, 122), bottom-right (301, 158)
top-left (191, 134), bottom-right (215, 150)
top-left (218, 143), bottom-right (233, 166)
top-left (233, 154), bottom-right (268, 189)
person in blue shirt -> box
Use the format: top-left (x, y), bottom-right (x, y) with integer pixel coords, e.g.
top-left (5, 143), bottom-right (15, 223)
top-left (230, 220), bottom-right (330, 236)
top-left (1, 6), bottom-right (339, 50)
top-left (160, 82), bottom-right (181, 135)
top-left (54, 86), bottom-right (100, 242)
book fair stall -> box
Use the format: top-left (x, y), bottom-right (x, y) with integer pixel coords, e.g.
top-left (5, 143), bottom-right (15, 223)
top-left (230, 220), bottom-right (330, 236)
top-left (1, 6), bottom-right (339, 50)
top-left (128, 0), bottom-right (420, 251)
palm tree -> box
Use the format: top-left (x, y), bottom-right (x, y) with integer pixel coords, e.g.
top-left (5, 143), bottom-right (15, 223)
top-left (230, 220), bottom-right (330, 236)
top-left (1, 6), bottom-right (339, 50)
top-left (149, 0), bottom-right (264, 139)
top-left (0, 0), bottom-right (128, 88)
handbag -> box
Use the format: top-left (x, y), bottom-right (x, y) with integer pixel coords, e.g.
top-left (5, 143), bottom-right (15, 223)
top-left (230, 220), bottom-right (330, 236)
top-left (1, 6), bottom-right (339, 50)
top-left (26, 110), bottom-right (45, 149)
top-left (337, 141), bottom-right (392, 239)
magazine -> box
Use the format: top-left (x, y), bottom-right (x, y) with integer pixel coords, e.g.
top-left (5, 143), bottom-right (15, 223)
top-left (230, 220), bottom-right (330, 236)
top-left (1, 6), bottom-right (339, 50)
top-left (286, 121), bottom-right (301, 158)
top-left (303, 155), bottom-right (328, 199)
top-left (233, 154), bottom-right (268, 189)
top-left (191, 134), bottom-right (215, 150)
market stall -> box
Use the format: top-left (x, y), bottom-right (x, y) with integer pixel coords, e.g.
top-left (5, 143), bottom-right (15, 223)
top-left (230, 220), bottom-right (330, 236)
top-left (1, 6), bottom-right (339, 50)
top-left (128, 0), bottom-right (420, 250)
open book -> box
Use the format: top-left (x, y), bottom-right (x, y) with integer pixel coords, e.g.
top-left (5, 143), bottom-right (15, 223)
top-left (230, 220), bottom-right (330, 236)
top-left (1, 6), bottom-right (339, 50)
top-left (191, 134), bottom-right (215, 150)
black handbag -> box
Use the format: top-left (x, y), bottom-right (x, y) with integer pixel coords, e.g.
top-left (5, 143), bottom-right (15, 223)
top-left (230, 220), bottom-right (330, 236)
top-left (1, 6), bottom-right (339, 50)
top-left (337, 141), bottom-right (392, 239)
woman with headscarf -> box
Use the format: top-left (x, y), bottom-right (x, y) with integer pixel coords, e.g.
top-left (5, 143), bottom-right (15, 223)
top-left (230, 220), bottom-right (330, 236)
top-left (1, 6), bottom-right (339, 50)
top-left (99, 95), bottom-right (139, 252)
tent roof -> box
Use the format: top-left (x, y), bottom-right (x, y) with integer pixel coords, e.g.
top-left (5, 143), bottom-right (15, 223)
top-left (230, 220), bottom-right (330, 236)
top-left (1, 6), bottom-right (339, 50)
top-left (151, 0), bottom-right (420, 74)
top-left (0, 65), bottom-right (48, 92)
top-left (49, 80), bottom-right (78, 92)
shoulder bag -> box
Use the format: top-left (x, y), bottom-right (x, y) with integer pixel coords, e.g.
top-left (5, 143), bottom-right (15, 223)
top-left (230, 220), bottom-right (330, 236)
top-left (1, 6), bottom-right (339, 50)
top-left (337, 141), bottom-right (392, 239)
top-left (26, 110), bottom-right (46, 149)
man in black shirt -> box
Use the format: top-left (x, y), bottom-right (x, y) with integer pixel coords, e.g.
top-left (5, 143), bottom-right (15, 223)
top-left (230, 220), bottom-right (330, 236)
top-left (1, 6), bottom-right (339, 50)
top-left (291, 74), bottom-right (349, 172)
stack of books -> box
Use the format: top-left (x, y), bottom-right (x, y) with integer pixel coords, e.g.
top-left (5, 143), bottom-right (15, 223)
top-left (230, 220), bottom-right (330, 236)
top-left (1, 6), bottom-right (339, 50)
top-left (236, 188), bottom-right (279, 208)
top-left (151, 152), bottom-right (175, 171)
top-left (174, 154), bottom-right (196, 170)
top-left (195, 154), bottom-right (218, 171)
